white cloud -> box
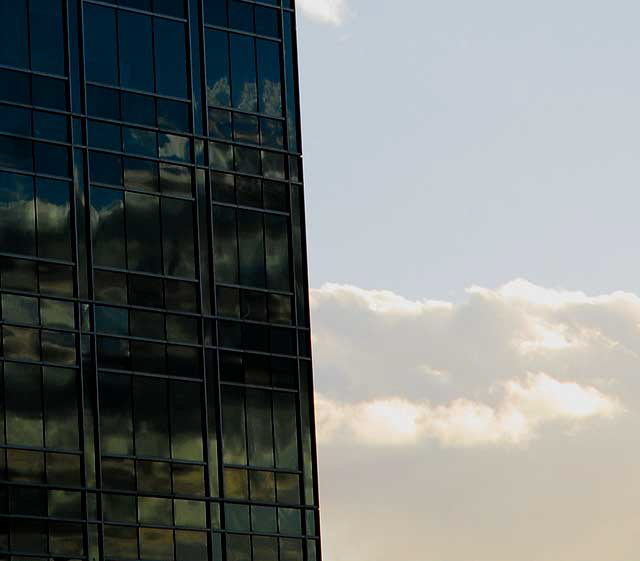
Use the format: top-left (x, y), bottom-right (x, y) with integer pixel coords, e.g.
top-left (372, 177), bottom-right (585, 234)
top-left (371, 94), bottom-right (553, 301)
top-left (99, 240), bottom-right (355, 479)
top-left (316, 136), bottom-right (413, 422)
top-left (312, 279), bottom-right (640, 561)
top-left (316, 372), bottom-right (620, 448)
top-left (297, 0), bottom-right (349, 26)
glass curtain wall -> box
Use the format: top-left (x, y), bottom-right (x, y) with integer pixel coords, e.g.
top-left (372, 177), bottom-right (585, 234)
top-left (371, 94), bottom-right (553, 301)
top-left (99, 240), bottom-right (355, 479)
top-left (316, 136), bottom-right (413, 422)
top-left (0, 0), bottom-right (319, 560)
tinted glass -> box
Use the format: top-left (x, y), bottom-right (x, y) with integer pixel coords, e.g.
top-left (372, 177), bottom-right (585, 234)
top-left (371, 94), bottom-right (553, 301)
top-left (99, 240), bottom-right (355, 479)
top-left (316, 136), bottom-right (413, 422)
top-left (0, 0), bottom-right (28, 68)
top-left (154, 19), bottom-right (188, 98)
top-left (91, 187), bottom-right (125, 267)
top-left (36, 179), bottom-right (72, 260)
top-left (206, 30), bottom-right (231, 106)
top-left (230, 34), bottom-right (257, 112)
top-left (84, 4), bottom-right (118, 85)
top-left (118, 12), bottom-right (154, 92)
top-left (29, 0), bottom-right (65, 75)
top-left (0, 172), bottom-right (35, 255)
top-left (257, 39), bottom-right (282, 116)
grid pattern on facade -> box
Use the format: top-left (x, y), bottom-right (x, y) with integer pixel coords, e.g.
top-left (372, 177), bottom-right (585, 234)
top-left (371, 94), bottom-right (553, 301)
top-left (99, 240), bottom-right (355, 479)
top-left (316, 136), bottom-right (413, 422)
top-left (0, 0), bottom-right (319, 560)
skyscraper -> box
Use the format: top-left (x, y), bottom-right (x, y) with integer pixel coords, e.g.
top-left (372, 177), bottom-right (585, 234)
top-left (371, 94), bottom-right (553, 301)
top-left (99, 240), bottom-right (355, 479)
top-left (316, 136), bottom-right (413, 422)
top-left (0, 1), bottom-right (319, 560)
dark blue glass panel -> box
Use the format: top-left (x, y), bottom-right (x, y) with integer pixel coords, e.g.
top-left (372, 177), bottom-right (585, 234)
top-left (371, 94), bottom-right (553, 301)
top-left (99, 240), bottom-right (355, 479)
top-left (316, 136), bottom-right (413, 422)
top-left (32, 76), bottom-right (67, 110)
top-left (208, 109), bottom-right (232, 140)
top-left (125, 192), bottom-right (162, 273)
top-left (119, 0), bottom-right (151, 9)
top-left (264, 214), bottom-right (290, 290)
top-left (36, 178), bottom-right (71, 260)
top-left (118, 12), bottom-right (154, 92)
top-left (205, 30), bottom-right (231, 107)
top-left (213, 205), bottom-right (238, 283)
top-left (229, 1), bottom-right (254, 33)
top-left (154, 19), bottom-right (188, 98)
top-left (0, 171), bottom-right (35, 254)
top-left (162, 199), bottom-right (195, 278)
top-left (89, 151), bottom-right (122, 186)
top-left (260, 118), bottom-right (284, 149)
top-left (0, 0), bottom-right (28, 68)
top-left (154, 0), bottom-right (185, 18)
top-left (123, 127), bottom-right (157, 158)
top-left (238, 210), bottom-right (265, 287)
top-left (122, 93), bottom-right (156, 127)
top-left (230, 35), bottom-right (257, 112)
top-left (157, 100), bottom-right (190, 133)
top-left (84, 4), bottom-right (118, 85)
top-left (204, 0), bottom-right (228, 26)
top-left (257, 40), bottom-right (282, 117)
top-left (33, 112), bottom-right (68, 142)
top-left (29, 0), bottom-right (65, 75)
top-left (90, 187), bottom-right (126, 268)
top-left (234, 114), bottom-right (259, 144)
top-left (87, 86), bottom-right (121, 120)
top-left (0, 69), bottom-right (31, 104)
top-left (0, 105), bottom-right (32, 136)
top-left (283, 13), bottom-right (298, 151)
top-left (34, 143), bottom-right (69, 177)
top-left (255, 6), bottom-right (279, 38)
top-left (89, 122), bottom-right (121, 152)
top-left (0, 136), bottom-right (33, 172)
top-left (158, 134), bottom-right (190, 162)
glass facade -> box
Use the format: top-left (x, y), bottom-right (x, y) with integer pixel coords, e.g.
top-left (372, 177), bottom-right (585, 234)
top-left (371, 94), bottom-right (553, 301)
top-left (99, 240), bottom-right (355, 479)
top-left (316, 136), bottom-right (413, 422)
top-left (0, 1), bottom-right (319, 560)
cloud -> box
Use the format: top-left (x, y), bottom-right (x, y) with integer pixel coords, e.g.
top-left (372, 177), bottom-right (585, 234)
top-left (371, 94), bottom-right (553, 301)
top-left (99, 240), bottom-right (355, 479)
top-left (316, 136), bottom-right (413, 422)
top-left (297, 0), bottom-right (348, 26)
top-left (312, 279), bottom-right (640, 561)
top-left (316, 372), bottom-right (620, 448)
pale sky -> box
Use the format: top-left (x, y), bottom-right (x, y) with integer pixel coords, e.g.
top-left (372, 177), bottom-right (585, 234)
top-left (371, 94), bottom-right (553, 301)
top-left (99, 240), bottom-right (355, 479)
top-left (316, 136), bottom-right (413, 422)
top-left (296, 1), bottom-right (640, 560)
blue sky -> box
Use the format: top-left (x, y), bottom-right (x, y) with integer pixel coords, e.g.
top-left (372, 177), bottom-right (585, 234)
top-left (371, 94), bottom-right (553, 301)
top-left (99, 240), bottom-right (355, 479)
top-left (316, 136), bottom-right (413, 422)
top-left (296, 2), bottom-right (640, 560)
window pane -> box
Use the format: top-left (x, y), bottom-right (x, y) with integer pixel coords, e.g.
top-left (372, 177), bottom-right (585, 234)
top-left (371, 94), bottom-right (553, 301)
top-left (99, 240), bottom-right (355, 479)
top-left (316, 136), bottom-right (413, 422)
top-left (36, 178), bottom-right (72, 260)
top-left (229, 1), bottom-right (254, 33)
top-left (213, 206), bottom-right (238, 284)
top-left (91, 187), bottom-right (126, 268)
top-left (29, 0), bottom-right (65, 75)
top-left (99, 374), bottom-right (133, 455)
top-left (159, 163), bottom-right (192, 196)
top-left (33, 111), bottom-right (68, 142)
top-left (230, 34), bottom-right (257, 112)
top-left (255, 7), bottom-right (279, 38)
top-left (158, 99), bottom-right (190, 133)
top-left (140, 527), bottom-right (174, 560)
top-left (204, 0), bottom-right (227, 27)
top-left (104, 525), bottom-right (138, 559)
top-left (34, 142), bottom-right (69, 177)
top-left (0, 135), bottom-right (33, 172)
top-left (274, 393), bottom-right (299, 469)
top-left (154, 19), bottom-right (188, 98)
top-left (134, 377), bottom-right (170, 458)
top-left (124, 157), bottom-right (159, 192)
top-left (0, 104), bottom-right (32, 136)
top-left (123, 127), bottom-right (156, 157)
top-left (238, 210), bottom-right (265, 287)
top-left (246, 390), bottom-right (274, 466)
top-left (0, 0), bottom-right (28, 68)
top-left (125, 191), bottom-right (162, 273)
top-left (32, 75), bottom-right (67, 110)
top-left (171, 381), bottom-right (203, 461)
top-left (0, 171), bottom-right (35, 255)
top-left (206, 30), bottom-right (231, 106)
top-left (162, 198), bottom-right (195, 278)
top-left (84, 4), bottom-right (118, 84)
top-left (90, 151), bottom-right (123, 186)
top-left (118, 11), bottom-right (154, 92)
top-left (88, 85), bottom-right (121, 120)
top-left (138, 496), bottom-right (172, 525)
top-left (5, 362), bottom-right (43, 447)
top-left (257, 39), bottom-right (282, 116)
top-left (264, 214), bottom-right (290, 291)
top-left (250, 470), bottom-right (276, 502)
top-left (44, 367), bottom-right (79, 449)
top-left (222, 387), bottom-right (247, 465)
top-left (227, 534), bottom-right (250, 561)
top-left (253, 536), bottom-right (278, 561)
top-left (122, 92), bottom-right (156, 126)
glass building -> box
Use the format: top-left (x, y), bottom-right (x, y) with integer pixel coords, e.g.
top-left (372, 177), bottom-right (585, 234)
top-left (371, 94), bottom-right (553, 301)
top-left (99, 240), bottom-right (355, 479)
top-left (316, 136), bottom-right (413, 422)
top-left (0, 1), bottom-right (319, 560)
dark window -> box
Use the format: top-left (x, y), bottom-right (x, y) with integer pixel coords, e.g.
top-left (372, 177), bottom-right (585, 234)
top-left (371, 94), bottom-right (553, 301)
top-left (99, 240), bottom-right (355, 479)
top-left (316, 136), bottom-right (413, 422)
top-left (238, 210), bottom-right (266, 287)
top-left (162, 198), bottom-right (195, 278)
top-left (29, 0), bottom-right (65, 75)
top-left (255, 6), bottom-right (280, 38)
top-left (134, 377), bottom-right (170, 457)
top-left (122, 92), bottom-right (156, 127)
top-left (206, 30), bottom-right (231, 106)
top-left (229, 1), bottom-right (254, 33)
top-left (125, 192), bottom-right (162, 273)
top-left (84, 4), bottom-right (118, 85)
top-left (118, 11), bottom-right (154, 92)
top-left (36, 178), bottom-right (72, 260)
top-left (91, 187), bottom-right (126, 268)
top-left (100, 374), bottom-right (133, 455)
top-left (0, 172), bottom-right (36, 255)
top-left (257, 40), bottom-right (283, 116)
top-left (0, 0), bottom-right (28, 68)
top-left (213, 205), bottom-right (239, 284)
top-left (204, 0), bottom-right (228, 27)
top-left (154, 19), bottom-right (188, 98)
top-left (230, 34), bottom-right (257, 112)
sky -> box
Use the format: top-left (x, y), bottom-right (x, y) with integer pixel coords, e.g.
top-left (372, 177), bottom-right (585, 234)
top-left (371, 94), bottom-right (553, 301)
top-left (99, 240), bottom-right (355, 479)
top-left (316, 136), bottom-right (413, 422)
top-left (295, 1), bottom-right (640, 560)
